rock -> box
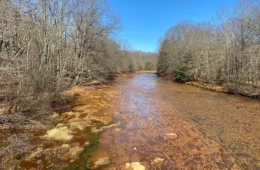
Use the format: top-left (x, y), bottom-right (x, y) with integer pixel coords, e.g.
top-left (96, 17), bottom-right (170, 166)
top-left (84, 141), bottom-right (90, 146)
top-left (93, 157), bottom-right (110, 168)
top-left (57, 123), bottom-right (64, 127)
top-left (50, 112), bottom-right (59, 119)
top-left (16, 153), bottom-right (22, 160)
top-left (61, 144), bottom-right (70, 149)
top-left (45, 126), bottom-right (73, 141)
top-left (165, 133), bottom-right (178, 138)
top-left (92, 121), bottom-right (121, 133)
top-left (28, 147), bottom-right (43, 160)
top-left (147, 118), bottom-right (152, 121)
top-left (152, 157), bottom-right (164, 164)
top-left (125, 163), bottom-right (131, 169)
top-left (133, 147), bottom-right (137, 151)
top-left (69, 146), bottom-right (84, 156)
top-left (65, 112), bottom-right (79, 117)
top-left (69, 122), bottom-right (85, 130)
top-left (114, 128), bottom-right (121, 132)
top-left (125, 162), bottom-right (145, 170)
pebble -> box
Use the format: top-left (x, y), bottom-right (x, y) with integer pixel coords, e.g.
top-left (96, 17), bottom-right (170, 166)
top-left (152, 157), bottom-right (164, 164)
top-left (61, 144), bottom-right (70, 149)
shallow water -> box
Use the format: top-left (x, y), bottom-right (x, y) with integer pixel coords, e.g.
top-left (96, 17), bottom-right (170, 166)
top-left (92, 73), bottom-right (260, 169)
top-left (1, 73), bottom-right (260, 169)
top-left (0, 86), bottom-right (121, 169)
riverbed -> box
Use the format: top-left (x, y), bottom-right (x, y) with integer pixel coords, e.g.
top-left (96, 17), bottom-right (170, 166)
top-left (92, 73), bottom-right (260, 169)
top-left (1, 73), bottom-right (260, 169)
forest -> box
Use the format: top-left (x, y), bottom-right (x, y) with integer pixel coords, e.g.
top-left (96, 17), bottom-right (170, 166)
top-left (157, 0), bottom-right (260, 96)
top-left (0, 0), bottom-right (157, 117)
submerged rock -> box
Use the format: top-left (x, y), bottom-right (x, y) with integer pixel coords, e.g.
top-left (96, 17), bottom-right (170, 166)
top-left (165, 133), bottom-right (178, 138)
top-left (92, 121), bottom-right (121, 133)
top-left (69, 121), bottom-right (85, 130)
top-left (64, 112), bottom-right (79, 117)
top-left (57, 123), bottom-right (64, 127)
top-left (152, 157), bottom-right (164, 164)
top-left (114, 128), bottom-right (121, 132)
top-left (61, 144), bottom-right (70, 149)
top-left (93, 157), bottom-right (110, 168)
top-left (69, 146), bottom-right (84, 156)
top-left (45, 126), bottom-right (73, 141)
top-left (125, 162), bottom-right (145, 170)
top-left (50, 112), bottom-right (59, 119)
top-left (27, 147), bottom-right (43, 160)
top-left (84, 141), bottom-right (90, 146)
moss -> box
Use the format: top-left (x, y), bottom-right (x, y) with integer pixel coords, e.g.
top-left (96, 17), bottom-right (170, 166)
top-left (63, 128), bottom-right (101, 170)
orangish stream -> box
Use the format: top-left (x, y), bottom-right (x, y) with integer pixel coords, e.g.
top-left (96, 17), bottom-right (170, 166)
top-left (91, 73), bottom-right (260, 169)
top-left (1, 73), bottom-right (260, 170)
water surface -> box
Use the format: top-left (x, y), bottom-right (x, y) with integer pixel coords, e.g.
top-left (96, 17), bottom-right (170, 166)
top-left (94, 73), bottom-right (260, 169)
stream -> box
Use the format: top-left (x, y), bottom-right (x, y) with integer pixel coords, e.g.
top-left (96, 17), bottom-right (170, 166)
top-left (92, 73), bottom-right (260, 169)
top-left (1, 73), bottom-right (260, 169)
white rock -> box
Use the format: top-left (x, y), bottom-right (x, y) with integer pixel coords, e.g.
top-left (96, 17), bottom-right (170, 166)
top-left (45, 126), bottom-right (73, 141)
top-left (125, 163), bottom-right (131, 168)
top-left (94, 157), bottom-right (110, 167)
top-left (125, 162), bottom-right (145, 170)
top-left (69, 146), bottom-right (84, 156)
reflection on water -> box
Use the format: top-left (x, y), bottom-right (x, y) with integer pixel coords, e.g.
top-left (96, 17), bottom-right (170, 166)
top-left (94, 73), bottom-right (260, 169)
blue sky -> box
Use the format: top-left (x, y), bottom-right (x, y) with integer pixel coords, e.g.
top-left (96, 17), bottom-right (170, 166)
top-left (107, 0), bottom-right (236, 52)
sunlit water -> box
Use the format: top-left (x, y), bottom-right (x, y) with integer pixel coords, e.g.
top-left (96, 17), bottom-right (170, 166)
top-left (93, 73), bottom-right (260, 169)
top-left (1, 73), bottom-right (260, 169)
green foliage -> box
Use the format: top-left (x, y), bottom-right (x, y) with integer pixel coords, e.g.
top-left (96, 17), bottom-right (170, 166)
top-left (144, 61), bottom-right (154, 70)
top-left (174, 66), bottom-right (189, 82)
top-left (174, 52), bottom-right (193, 82)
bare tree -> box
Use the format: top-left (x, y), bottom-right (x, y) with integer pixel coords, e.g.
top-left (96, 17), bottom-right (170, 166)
top-left (158, 0), bottom-right (260, 94)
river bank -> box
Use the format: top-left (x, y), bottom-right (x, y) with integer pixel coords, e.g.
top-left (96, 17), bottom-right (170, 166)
top-left (158, 73), bottom-right (260, 99)
top-left (0, 84), bottom-right (122, 169)
top-left (185, 81), bottom-right (260, 99)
